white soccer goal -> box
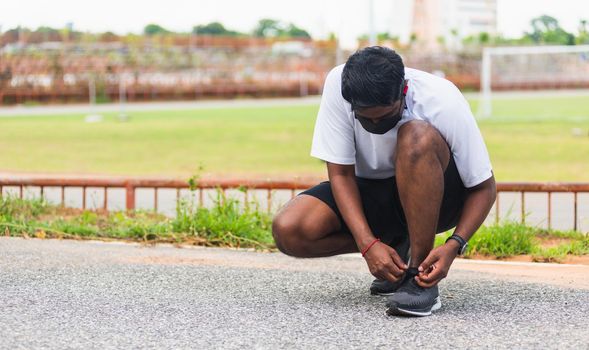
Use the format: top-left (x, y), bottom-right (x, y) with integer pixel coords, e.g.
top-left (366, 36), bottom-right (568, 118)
top-left (478, 45), bottom-right (589, 118)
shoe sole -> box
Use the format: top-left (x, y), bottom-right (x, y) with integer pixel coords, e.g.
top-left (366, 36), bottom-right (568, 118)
top-left (385, 296), bottom-right (442, 317)
top-left (372, 290), bottom-right (397, 296)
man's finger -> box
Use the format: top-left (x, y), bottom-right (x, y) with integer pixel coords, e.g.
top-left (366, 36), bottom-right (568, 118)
top-left (415, 275), bottom-right (438, 288)
top-left (383, 261), bottom-right (404, 278)
top-left (391, 263), bottom-right (406, 278)
top-left (418, 252), bottom-right (438, 273)
top-left (371, 270), bottom-right (384, 280)
top-left (381, 259), bottom-right (402, 282)
top-left (383, 270), bottom-right (401, 283)
top-left (386, 246), bottom-right (408, 270)
top-left (416, 266), bottom-right (442, 284)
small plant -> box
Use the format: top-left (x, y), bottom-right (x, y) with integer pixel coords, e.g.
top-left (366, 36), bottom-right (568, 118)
top-left (173, 188), bottom-right (273, 249)
top-left (466, 222), bottom-right (536, 258)
top-left (434, 220), bottom-right (588, 261)
top-left (0, 196), bottom-right (50, 221)
top-left (531, 237), bottom-right (589, 262)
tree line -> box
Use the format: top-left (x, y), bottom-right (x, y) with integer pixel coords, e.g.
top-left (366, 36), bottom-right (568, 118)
top-left (462, 15), bottom-right (589, 46)
top-left (0, 18), bottom-right (312, 45)
top-left (1, 15), bottom-right (587, 47)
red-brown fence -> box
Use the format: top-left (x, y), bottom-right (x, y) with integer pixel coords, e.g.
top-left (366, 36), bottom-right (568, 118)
top-left (0, 177), bottom-right (312, 215)
top-left (1, 177), bottom-right (588, 231)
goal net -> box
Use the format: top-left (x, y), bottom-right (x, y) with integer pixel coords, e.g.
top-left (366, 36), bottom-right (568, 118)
top-left (478, 45), bottom-right (589, 118)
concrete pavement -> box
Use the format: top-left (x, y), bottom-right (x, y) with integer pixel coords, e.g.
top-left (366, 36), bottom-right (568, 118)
top-left (0, 237), bottom-right (588, 349)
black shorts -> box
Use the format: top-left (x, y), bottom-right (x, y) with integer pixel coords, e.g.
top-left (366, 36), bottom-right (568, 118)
top-left (299, 156), bottom-right (467, 247)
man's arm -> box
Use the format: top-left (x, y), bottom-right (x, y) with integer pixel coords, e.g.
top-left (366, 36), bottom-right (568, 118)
top-left (415, 175), bottom-right (497, 287)
top-left (452, 174), bottom-right (497, 243)
top-left (327, 162), bottom-right (407, 282)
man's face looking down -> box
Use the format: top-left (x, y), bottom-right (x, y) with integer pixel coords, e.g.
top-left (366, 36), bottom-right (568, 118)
top-left (353, 95), bottom-right (405, 135)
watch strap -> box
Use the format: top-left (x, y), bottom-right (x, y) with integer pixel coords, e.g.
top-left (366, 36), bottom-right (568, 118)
top-left (445, 234), bottom-right (467, 255)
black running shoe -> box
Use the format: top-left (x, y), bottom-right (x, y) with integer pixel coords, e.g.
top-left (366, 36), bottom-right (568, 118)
top-left (385, 268), bottom-right (441, 317)
top-left (370, 278), bottom-right (404, 296)
top-left (369, 238), bottom-right (411, 296)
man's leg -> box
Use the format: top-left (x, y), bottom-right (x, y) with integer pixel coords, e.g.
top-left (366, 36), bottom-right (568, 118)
top-left (272, 194), bottom-right (358, 258)
top-left (384, 121), bottom-right (450, 316)
top-left (395, 120), bottom-right (451, 269)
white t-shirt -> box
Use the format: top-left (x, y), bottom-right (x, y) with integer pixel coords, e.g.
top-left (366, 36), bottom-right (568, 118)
top-left (310, 64), bottom-right (493, 188)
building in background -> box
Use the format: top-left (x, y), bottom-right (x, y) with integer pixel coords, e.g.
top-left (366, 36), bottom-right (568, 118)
top-left (391, 0), bottom-right (497, 52)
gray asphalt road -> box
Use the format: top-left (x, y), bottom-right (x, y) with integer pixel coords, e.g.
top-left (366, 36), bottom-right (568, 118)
top-left (0, 238), bottom-right (588, 350)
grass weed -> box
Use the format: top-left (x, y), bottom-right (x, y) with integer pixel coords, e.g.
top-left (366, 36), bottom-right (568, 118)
top-left (434, 220), bottom-right (588, 260)
top-left (1, 195), bottom-right (587, 259)
top-left (0, 191), bottom-right (273, 250)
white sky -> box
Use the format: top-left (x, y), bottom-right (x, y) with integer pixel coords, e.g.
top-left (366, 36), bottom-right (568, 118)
top-left (1, 0), bottom-right (587, 48)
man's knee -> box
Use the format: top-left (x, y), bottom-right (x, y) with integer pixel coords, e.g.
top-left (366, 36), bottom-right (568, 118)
top-left (272, 213), bottom-right (318, 257)
top-left (396, 121), bottom-right (448, 165)
top-left (272, 214), bottom-right (294, 255)
top-left (272, 213), bottom-right (306, 256)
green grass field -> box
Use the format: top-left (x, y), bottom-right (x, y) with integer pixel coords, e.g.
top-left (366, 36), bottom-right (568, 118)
top-left (1, 94), bottom-right (588, 181)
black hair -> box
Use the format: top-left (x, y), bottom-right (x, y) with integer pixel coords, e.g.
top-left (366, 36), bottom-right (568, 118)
top-left (341, 46), bottom-right (405, 109)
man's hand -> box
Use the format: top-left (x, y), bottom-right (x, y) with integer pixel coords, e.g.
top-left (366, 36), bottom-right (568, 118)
top-left (415, 242), bottom-right (459, 288)
top-left (363, 241), bottom-right (408, 282)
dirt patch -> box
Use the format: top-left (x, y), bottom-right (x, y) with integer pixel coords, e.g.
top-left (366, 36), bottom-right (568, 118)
top-left (465, 254), bottom-right (589, 265)
top-left (534, 236), bottom-right (575, 248)
top-left (120, 252), bottom-right (366, 273)
top-left (120, 247), bottom-right (589, 290)
top-left (453, 258), bottom-right (589, 290)
top-left (121, 255), bottom-right (311, 271)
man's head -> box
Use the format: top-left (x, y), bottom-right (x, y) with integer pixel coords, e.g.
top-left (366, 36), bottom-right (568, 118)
top-left (342, 46), bottom-right (406, 134)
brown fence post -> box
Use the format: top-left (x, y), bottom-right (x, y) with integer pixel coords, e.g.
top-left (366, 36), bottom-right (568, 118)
top-left (547, 192), bottom-right (552, 230)
top-left (82, 186), bottom-right (87, 210)
top-left (103, 187), bottom-right (108, 211)
top-left (125, 182), bottom-right (135, 211)
top-left (521, 192), bottom-right (525, 225)
top-left (574, 192), bottom-right (578, 231)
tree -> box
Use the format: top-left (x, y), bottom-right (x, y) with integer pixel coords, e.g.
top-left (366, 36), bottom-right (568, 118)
top-left (253, 18), bottom-right (281, 37)
top-left (252, 19), bottom-right (311, 39)
top-left (478, 32), bottom-right (490, 44)
top-left (100, 31), bottom-right (119, 42)
top-left (577, 19), bottom-right (589, 44)
top-left (377, 32), bottom-right (397, 41)
top-left (143, 24), bottom-right (170, 36)
top-left (192, 22), bottom-right (242, 36)
top-left (525, 15), bottom-right (575, 45)
top-left (35, 26), bottom-right (60, 35)
top-left (284, 24), bottom-right (311, 39)
top-left (25, 26), bottom-right (61, 42)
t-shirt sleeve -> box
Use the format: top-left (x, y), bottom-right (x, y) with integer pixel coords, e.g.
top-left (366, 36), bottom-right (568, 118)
top-left (426, 82), bottom-right (493, 188)
top-left (310, 67), bottom-right (356, 165)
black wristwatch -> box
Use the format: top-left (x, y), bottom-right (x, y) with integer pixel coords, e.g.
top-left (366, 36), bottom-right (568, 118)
top-left (445, 234), bottom-right (468, 255)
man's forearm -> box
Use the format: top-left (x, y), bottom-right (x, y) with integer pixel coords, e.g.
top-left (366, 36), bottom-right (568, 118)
top-left (453, 176), bottom-right (497, 242)
top-left (327, 163), bottom-right (376, 250)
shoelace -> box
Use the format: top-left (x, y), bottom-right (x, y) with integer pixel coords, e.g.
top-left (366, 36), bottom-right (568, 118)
top-left (398, 267), bottom-right (424, 295)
